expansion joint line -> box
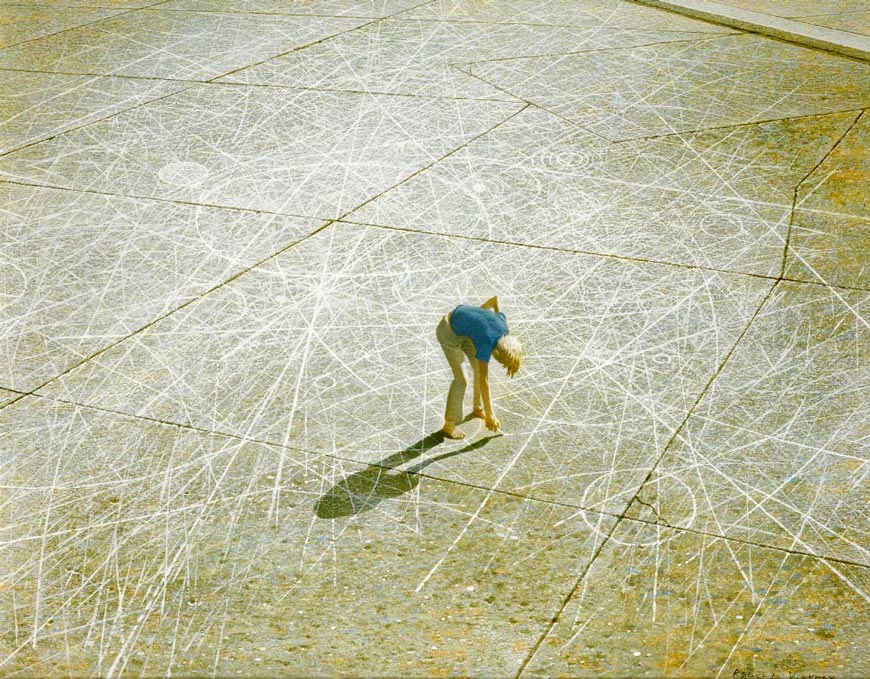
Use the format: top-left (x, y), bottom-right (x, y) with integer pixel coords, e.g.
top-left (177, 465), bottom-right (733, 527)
top-left (779, 108), bottom-right (865, 279)
top-left (205, 20), bottom-right (383, 84)
top-left (0, 220), bottom-right (338, 414)
top-left (517, 279), bottom-right (779, 676)
top-left (1, 97), bottom-right (527, 417)
top-left (335, 102), bottom-right (531, 223)
top-left (516, 108), bottom-right (866, 676)
top-left (0, 83), bottom-right (199, 161)
top-left (624, 279), bottom-right (778, 517)
top-left (514, 517), bottom-right (623, 678)
top-left (449, 63), bottom-right (612, 143)
top-left (205, 0), bottom-right (440, 84)
top-left (1, 5), bottom-right (145, 53)
top-left (1, 103), bottom-right (529, 415)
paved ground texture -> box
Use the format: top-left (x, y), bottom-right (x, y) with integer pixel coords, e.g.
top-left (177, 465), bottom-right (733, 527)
top-left (635, 0), bottom-right (870, 60)
top-left (1, 1), bottom-right (868, 677)
top-left (694, 0), bottom-right (870, 38)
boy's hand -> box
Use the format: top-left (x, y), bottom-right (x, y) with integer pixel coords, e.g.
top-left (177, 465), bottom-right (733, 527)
top-left (481, 296), bottom-right (499, 312)
top-left (485, 415), bottom-right (500, 432)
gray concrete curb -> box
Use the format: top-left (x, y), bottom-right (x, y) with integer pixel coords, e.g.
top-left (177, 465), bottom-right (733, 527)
top-left (632, 0), bottom-right (870, 61)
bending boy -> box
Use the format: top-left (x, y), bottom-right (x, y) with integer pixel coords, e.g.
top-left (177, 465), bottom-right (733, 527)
top-left (435, 296), bottom-right (522, 439)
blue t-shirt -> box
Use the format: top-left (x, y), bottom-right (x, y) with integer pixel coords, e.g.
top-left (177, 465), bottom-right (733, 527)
top-left (450, 304), bottom-right (509, 362)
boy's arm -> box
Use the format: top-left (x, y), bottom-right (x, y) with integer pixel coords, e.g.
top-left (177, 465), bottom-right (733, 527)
top-left (472, 362), bottom-right (484, 417)
top-left (474, 359), bottom-right (500, 432)
top-left (481, 296), bottom-right (499, 313)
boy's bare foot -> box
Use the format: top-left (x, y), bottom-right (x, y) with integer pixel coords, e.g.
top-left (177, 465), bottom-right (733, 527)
top-left (472, 407), bottom-right (485, 419)
top-left (442, 422), bottom-right (465, 439)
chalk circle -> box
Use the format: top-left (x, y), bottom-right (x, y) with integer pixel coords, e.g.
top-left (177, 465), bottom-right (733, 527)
top-left (581, 471), bottom-right (697, 547)
top-left (538, 146), bottom-right (600, 173)
top-left (313, 375), bottom-right (335, 390)
top-left (1, 260), bottom-right (27, 305)
top-left (157, 161), bottom-right (210, 188)
top-left (653, 353), bottom-right (671, 365)
top-left (465, 176), bottom-right (505, 200)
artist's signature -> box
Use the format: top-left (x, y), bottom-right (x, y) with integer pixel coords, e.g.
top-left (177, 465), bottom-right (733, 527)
top-left (733, 670), bottom-right (837, 679)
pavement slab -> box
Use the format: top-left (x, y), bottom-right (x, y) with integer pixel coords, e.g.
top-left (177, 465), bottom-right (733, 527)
top-left (0, 71), bottom-right (189, 156)
top-left (627, 282), bottom-right (869, 565)
top-left (0, 396), bottom-right (615, 676)
top-left (402, 0), bottom-right (735, 31)
top-left (352, 106), bottom-right (858, 276)
top-left (467, 33), bottom-right (870, 141)
top-left (787, 212), bottom-right (870, 291)
top-left (1, 1), bottom-right (167, 7)
top-left (787, 111), bottom-right (870, 289)
top-left (158, 0), bottom-right (432, 18)
top-left (803, 11), bottom-right (870, 37)
top-left (634, 0), bottom-right (870, 61)
top-left (705, 0), bottom-right (868, 18)
top-left (0, 182), bottom-right (326, 392)
top-left (521, 519), bottom-right (870, 678)
top-left (36, 223), bottom-right (773, 512)
top-left (0, 84), bottom-right (522, 217)
top-left (0, 10), bottom-right (366, 81)
top-left (217, 18), bottom-right (727, 100)
top-left (0, 3), bottom-right (124, 49)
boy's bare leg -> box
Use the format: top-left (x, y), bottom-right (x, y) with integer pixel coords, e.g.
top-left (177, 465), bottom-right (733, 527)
top-left (443, 356), bottom-right (468, 439)
top-left (441, 348), bottom-right (466, 439)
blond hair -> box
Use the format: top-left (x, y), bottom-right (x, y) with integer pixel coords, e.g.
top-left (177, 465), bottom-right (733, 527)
top-left (493, 334), bottom-right (522, 378)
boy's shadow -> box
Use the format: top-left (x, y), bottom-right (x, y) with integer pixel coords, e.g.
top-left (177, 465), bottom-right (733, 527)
top-left (315, 426), bottom-right (497, 520)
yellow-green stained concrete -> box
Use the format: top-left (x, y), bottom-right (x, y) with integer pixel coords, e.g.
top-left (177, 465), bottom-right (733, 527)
top-left (788, 113), bottom-right (870, 289)
top-left (0, 4), bottom-right (125, 49)
top-left (524, 522), bottom-right (869, 677)
top-left (1, 1), bottom-right (867, 677)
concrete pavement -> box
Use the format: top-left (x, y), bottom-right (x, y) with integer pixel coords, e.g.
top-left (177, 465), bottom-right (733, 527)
top-left (1, 0), bottom-right (867, 676)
